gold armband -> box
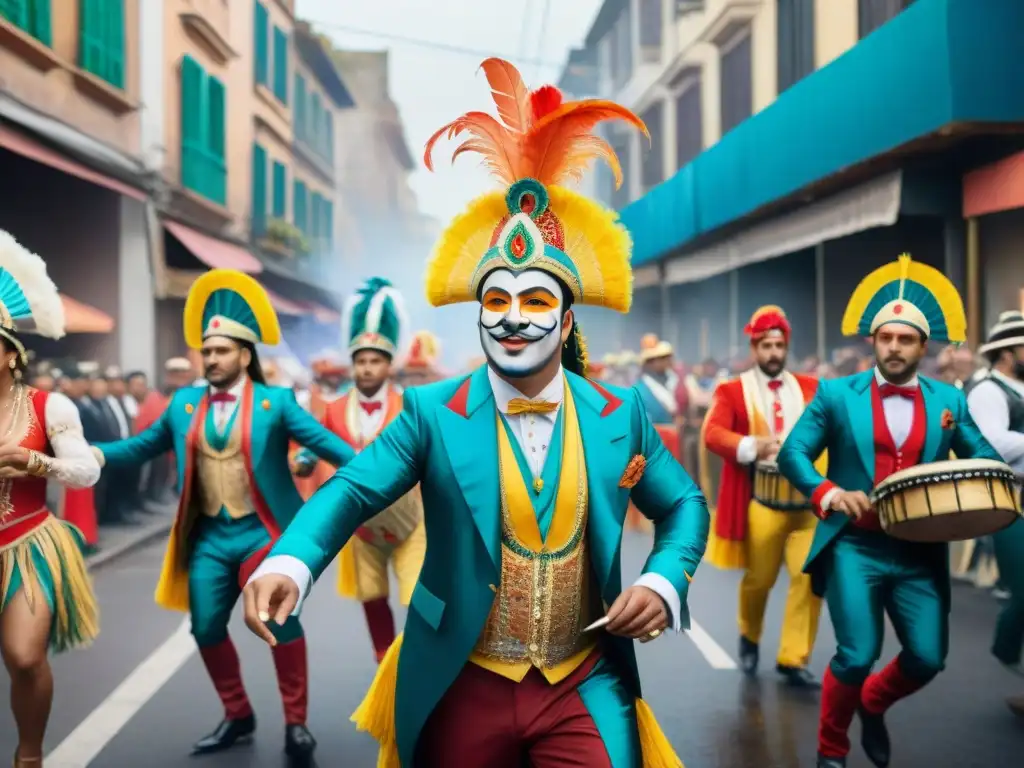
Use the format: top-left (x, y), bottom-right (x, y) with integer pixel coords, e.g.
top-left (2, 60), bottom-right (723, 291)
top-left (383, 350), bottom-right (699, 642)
top-left (26, 450), bottom-right (52, 478)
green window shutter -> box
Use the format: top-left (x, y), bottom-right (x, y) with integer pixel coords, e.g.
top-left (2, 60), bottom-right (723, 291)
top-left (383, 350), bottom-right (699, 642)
top-left (323, 200), bottom-right (333, 248)
top-left (0, 1), bottom-right (29, 31)
top-left (180, 55), bottom-right (205, 198)
top-left (294, 74), bottom-right (306, 143)
top-left (272, 26), bottom-right (288, 103)
top-left (81, 0), bottom-right (124, 88)
top-left (272, 161), bottom-right (286, 218)
top-left (323, 110), bottom-right (333, 161)
top-left (311, 93), bottom-right (321, 155)
top-left (32, 0), bottom-right (50, 46)
top-left (206, 75), bottom-right (226, 205)
top-left (253, 2), bottom-right (268, 86)
top-left (251, 144), bottom-right (267, 235)
top-left (293, 181), bottom-right (307, 234)
top-left (310, 193), bottom-right (321, 242)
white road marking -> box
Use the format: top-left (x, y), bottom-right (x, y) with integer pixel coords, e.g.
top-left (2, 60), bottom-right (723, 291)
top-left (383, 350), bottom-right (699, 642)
top-left (685, 619), bottom-right (738, 669)
top-left (46, 618), bottom-right (196, 768)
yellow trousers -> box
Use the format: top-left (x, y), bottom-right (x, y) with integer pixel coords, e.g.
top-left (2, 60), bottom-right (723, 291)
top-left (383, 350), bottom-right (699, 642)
top-left (350, 520), bottom-right (426, 604)
top-left (738, 500), bottom-right (822, 667)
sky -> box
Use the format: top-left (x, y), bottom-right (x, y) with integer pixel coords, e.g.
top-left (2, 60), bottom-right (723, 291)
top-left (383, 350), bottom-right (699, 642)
top-left (295, 0), bottom-right (603, 224)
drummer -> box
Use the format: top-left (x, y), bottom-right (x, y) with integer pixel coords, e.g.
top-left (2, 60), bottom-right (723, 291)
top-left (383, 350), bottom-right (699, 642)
top-left (967, 310), bottom-right (1024, 717)
top-left (778, 253), bottom-right (1001, 768)
top-left (701, 305), bottom-right (823, 688)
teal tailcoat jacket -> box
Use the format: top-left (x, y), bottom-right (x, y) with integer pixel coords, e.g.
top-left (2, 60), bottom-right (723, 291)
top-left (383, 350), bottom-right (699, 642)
top-left (270, 366), bottom-right (710, 766)
top-left (95, 381), bottom-right (354, 572)
top-left (777, 370), bottom-right (1001, 603)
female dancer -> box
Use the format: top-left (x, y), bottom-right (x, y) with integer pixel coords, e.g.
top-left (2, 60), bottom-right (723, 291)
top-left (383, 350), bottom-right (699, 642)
top-left (0, 231), bottom-right (101, 767)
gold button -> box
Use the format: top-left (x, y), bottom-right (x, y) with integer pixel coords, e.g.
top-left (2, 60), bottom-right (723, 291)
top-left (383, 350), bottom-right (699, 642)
top-left (529, 643), bottom-right (539, 652)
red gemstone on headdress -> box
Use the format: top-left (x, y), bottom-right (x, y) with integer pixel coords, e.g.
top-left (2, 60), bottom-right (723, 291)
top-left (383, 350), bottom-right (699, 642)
top-left (212, 319), bottom-right (220, 328)
top-left (520, 194), bottom-right (536, 214)
top-left (510, 232), bottom-right (527, 258)
top-left (893, 304), bottom-right (903, 315)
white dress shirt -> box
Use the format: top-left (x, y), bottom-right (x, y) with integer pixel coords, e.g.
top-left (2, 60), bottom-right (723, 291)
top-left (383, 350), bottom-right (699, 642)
top-left (735, 369), bottom-right (804, 465)
top-left (487, 367), bottom-right (562, 478)
top-left (820, 369), bottom-right (919, 511)
top-left (121, 394), bottom-right (138, 421)
top-left (355, 382), bottom-right (390, 442)
top-left (254, 366), bottom-right (684, 631)
top-left (105, 394), bottom-right (130, 439)
top-left (967, 370), bottom-right (1024, 473)
top-left (211, 378), bottom-right (245, 432)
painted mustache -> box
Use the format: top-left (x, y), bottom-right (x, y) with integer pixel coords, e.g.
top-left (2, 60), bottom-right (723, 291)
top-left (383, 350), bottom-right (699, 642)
top-left (481, 315), bottom-right (557, 342)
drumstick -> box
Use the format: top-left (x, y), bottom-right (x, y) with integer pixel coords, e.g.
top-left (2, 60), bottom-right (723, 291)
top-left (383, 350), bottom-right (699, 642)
top-left (583, 616), bottom-right (611, 632)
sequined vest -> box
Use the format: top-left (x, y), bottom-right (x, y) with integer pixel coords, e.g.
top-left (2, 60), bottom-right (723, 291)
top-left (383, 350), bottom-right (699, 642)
top-left (471, 384), bottom-right (601, 683)
top-left (195, 410), bottom-right (253, 519)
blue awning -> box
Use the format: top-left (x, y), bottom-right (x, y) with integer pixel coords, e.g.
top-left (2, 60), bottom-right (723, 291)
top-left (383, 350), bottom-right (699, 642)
top-left (623, 0), bottom-right (1024, 266)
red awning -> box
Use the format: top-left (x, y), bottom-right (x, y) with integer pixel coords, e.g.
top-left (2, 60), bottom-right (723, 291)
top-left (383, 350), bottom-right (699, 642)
top-left (61, 293), bottom-right (114, 333)
top-left (0, 125), bottom-right (145, 201)
top-left (164, 220), bottom-right (263, 274)
top-left (963, 150), bottom-right (1024, 218)
top-left (264, 287), bottom-right (306, 316)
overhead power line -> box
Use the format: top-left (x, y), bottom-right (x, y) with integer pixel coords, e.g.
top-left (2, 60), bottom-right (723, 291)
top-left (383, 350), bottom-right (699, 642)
top-left (305, 19), bottom-right (567, 71)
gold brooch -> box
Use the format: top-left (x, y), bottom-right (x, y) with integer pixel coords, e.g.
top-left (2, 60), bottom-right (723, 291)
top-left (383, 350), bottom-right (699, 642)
top-left (262, 399), bottom-right (271, 410)
top-left (941, 408), bottom-right (955, 430)
top-left (619, 454), bottom-right (646, 489)
top-left (185, 403), bottom-right (194, 414)
top-left (533, 477), bottom-right (544, 493)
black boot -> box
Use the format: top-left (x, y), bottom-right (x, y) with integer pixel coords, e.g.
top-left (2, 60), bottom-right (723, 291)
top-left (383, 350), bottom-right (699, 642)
top-left (285, 724), bottom-right (317, 766)
top-left (739, 636), bottom-right (759, 676)
top-left (777, 664), bottom-right (822, 689)
top-left (858, 706), bottom-right (891, 767)
top-left (816, 753), bottom-right (846, 768)
top-left (191, 714), bottom-right (256, 754)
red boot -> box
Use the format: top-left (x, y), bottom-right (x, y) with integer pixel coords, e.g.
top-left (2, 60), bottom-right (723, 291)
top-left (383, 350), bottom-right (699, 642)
top-left (818, 667), bottom-right (862, 759)
top-left (271, 637), bottom-right (308, 725)
top-left (362, 597), bottom-right (396, 663)
top-left (198, 638), bottom-right (253, 720)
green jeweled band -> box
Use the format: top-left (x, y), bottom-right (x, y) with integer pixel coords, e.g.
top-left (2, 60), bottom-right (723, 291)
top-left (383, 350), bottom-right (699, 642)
top-left (471, 245), bottom-right (583, 301)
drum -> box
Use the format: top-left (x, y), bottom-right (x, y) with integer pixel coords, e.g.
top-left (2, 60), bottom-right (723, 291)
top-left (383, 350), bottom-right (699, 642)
top-left (872, 458), bottom-right (1023, 543)
top-left (752, 461), bottom-right (811, 511)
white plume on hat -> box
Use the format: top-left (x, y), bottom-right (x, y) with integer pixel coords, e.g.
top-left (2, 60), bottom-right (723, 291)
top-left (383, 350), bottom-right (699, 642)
top-left (0, 229), bottom-right (65, 339)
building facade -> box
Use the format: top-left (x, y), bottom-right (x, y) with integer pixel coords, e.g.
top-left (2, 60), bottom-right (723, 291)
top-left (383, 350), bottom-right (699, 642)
top-left (571, 0), bottom-right (1024, 363)
top-left (0, 0), bottom-right (152, 373)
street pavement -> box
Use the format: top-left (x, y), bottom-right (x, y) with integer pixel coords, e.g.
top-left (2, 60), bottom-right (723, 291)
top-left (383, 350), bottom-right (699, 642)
top-left (4, 532), bottom-right (1021, 767)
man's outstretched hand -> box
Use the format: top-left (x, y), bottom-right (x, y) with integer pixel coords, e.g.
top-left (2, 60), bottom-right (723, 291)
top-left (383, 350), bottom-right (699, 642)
top-left (243, 574), bottom-right (300, 646)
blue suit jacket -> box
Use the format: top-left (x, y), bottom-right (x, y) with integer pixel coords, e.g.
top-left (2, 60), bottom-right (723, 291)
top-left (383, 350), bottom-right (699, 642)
top-left (777, 370), bottom-right (1000, 599)
top-left (96, 381), bottom-right (354, 532)
top-left (271, 365), bottom-right (709, 766)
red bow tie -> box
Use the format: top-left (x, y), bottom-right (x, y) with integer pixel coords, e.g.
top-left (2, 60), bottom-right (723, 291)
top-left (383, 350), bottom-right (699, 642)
top-left (879, 383), bottom-right (916, 400)
top-left (767, 380), bottom-right (783, 392)
top-left (360, 401), bottom-right (382, 415)
top-left (209, 392), bottom-right (237, 404)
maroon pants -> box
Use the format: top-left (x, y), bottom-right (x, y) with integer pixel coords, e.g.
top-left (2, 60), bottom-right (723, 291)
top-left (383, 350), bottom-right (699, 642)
top-left (416, 653), bottom-right (613, 767)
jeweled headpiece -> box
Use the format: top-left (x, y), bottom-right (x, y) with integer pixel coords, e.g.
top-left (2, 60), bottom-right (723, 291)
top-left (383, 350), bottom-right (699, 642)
top-left (342, 277), bottom-right (407, 358)
top-left (423, 58), bottom-right (648, 312)
top-left (183, 269), bottom-right (280, 349)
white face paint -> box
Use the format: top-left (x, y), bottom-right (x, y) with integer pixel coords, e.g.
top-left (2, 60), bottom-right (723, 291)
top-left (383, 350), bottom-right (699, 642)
top-left (478, 269), bottom-right (564, 378)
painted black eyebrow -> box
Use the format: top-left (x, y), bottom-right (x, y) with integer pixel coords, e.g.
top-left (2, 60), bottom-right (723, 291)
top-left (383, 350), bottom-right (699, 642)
top-left (521, 287), bottom-right (558, 300)
top-left (482, 287), bottom-right (512, 298)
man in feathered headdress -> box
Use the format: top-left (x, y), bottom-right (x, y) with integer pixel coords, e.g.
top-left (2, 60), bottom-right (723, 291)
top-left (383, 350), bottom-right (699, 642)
top-left (92, 269), bottom-right (354, 764)
top-left (246, 58), bottom-right (708, 767)
top-left (296, 277), bottom-right (427, 664)
top-left (400, 330), bottom-right (442, 388)
top-left (778, 255), bottom-right (1001, 768)
top-left (701, 305), bottom-right (823, 689)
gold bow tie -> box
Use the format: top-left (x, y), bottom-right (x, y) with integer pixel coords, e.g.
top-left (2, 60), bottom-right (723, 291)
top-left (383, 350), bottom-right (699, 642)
top-left (506, 398), bottom-right (559, 416)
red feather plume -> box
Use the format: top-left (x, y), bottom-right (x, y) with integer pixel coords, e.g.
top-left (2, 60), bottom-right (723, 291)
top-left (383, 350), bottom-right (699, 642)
top-left (423, 58), bottom-right (648, 189)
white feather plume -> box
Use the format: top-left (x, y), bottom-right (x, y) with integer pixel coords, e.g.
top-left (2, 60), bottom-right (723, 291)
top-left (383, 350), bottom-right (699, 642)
top-left (0, 230), bottom-right (65, 340)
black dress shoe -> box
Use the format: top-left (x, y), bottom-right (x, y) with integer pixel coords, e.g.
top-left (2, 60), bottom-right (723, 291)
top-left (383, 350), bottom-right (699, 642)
top-left (191, 714), bottom-right (256, 755)
top-left (285, 724), bottom-right (317, 765)
top-left (816, 753), bottom-right (846, 768)
top-left (858, 706), bottom-right (891, 767)
top-left (777, 664), bottom-right (822, 689)
top-left (739, 637), bottom-right (759, 676)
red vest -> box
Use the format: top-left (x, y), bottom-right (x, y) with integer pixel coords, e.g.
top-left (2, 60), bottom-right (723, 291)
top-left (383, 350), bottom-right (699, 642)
top-left (861, 379), bottom-right (927, 530)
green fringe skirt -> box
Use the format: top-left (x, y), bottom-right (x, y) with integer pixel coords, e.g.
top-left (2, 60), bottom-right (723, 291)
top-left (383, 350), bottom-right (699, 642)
top-left (0, 515), bottom-right (100, 653)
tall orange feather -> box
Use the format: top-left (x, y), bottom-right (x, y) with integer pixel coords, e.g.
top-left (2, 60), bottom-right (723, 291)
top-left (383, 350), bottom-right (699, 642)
top-left (424, 58), bottom-right (647, 190)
